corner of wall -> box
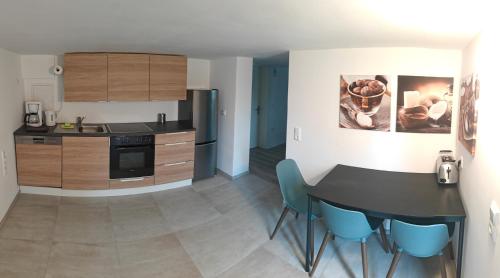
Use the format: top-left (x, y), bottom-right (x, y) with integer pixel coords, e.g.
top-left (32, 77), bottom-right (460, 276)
top-left (0, 48), bottom-right (24, 222)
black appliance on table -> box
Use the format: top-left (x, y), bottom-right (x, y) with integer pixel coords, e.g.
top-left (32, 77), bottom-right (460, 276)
top-left (178, 89), bottom-right (218, 180)
top-left (107, 123), bottom-right (155, 180)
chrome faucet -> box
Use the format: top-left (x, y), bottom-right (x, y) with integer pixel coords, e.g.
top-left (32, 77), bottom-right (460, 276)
top-left (76, 116), bottom-right (86, 126)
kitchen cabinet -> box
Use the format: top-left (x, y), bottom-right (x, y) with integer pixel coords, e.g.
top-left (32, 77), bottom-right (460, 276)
top-left (155, 131), bottom-right (195, 145)
top-left (155, 161), bottom-right (194, 184)
top-left (154, 131), bottom-right (195, 184)
top-left (109, 176), bottom-right (155, 189)
top-left (15, 137), bottom-right (62, 187)
top-left (155, 141), bottom-right (195, 165)
top-left (64, 53), bottom-right (108, 102)
top-left (108, 54), bottom-right (150, 101)
top-left (149, 55), bottom-right (187, 101)
top-left (62, 137), bottom-right (110, 189)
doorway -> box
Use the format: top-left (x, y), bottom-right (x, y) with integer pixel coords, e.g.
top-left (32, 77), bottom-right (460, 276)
top-left (249, 53), bottom-right (289, 183)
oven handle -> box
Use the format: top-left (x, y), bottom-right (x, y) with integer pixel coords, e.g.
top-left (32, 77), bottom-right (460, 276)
top-left (118, 177), bottom-right (145, 182)
top-left (163, 161), bottom-right (187, 167)
top-left (163, 142), bottom-right (188, 146)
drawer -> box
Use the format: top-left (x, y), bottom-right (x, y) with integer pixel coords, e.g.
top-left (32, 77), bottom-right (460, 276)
top-left (109, 176), bottom-right (154, 189)
top-left (155, 141), bottom-right (194, 165)
top-left (155, 161), bottom-right (194, 184)
top-left (155, 131), bottom-right (195, 144)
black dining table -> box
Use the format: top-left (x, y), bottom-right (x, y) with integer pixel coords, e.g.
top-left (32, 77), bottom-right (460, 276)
top-left (305, 164), bottom-right (466, 277)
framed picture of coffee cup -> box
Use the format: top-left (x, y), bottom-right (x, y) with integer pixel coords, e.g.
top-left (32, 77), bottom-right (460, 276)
top-left (458, 74), bottom-right (479, 156)
top-left (339, 75), bottom-right (391, 131)
top-left (396, 75), bottom-right (454, 133)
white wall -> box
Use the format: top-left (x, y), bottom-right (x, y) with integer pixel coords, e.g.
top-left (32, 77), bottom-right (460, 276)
top-left (457, 31), bottom-right (500, 278)
top-left (233, 57), bottom-right (253, 175)
top-left (287, 48), bottom-right (462, 184)
top-left (0, 48), bottom-right (23, 221)
top-left (211, 57), bottom-right (253, 177)
top-left (20, 56), bottom-right (211, 123)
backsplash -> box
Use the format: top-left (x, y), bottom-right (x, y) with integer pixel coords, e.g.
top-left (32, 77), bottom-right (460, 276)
top-left (56, 101), bottom-right (178, 123)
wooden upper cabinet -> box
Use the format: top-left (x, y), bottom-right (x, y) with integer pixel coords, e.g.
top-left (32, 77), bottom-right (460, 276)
top-left (108, 54), bottom-right (150, 101)
top-left (64, 53), bottom-right (108, 102)
top-left (62, 137), bottom-right (110, 190)
top-left (149, 55), bottom-right (187, 101)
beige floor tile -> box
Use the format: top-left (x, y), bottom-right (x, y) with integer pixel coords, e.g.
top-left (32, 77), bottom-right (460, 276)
top-left (53, 206), bottom-right (113, 244)
top-left (0, 238), bottom-right (51, 278)
top-left (45, 241), bottom-right (118, 278)
top-left (60, 196), bottom-right (108, 208)
top-left (108, 193), bottom-right (156, 211)
top-left (155, 187), bottom-right (221, 232)
top-left (0, 175), bottom-right (458, 278)
top-left (116, 234), bottom-right (201, 278)
top-left (232, 174), bottom-right (280, 197)
top-left (191, 174), bottom-right (231, 193)
top-left (176, 215), bottom-right (262, 277)
top-left (15, 194), bottom-right (60, 207)
top-left (110, 206), bottom-right (170, 242)
top-left (263, 216), bottom-right (334, 272)
top-left (218, 247), bottom-right (307, 278)
top-left (198, 182), bottom-right (258, 214)
top-left (0, 205), bottom-right (57, 241)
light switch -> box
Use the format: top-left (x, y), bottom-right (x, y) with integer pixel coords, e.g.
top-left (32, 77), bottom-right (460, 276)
top-left (294, 127), bottom-right (302, 141)
top-left (1, 150), bottom-right (6, 177)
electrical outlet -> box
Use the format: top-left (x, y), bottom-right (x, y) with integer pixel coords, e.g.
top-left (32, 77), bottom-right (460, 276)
top-left (1, 150), bottom-right (6, 177)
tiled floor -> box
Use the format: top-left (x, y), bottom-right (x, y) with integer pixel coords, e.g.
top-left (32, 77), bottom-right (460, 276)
top-left (0, 174), bottom-right (456, 277)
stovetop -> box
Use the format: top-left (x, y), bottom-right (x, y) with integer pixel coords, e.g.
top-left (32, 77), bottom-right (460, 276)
top-left (106, 123), bottom-right (153, 133)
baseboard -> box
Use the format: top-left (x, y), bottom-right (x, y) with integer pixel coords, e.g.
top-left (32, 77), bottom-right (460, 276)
top-left (217, 169), bottom-right (249, 180)
top-left (0, 190), bottom-right (20, 229)
top-left (19, 179), bottom-right (192, 197)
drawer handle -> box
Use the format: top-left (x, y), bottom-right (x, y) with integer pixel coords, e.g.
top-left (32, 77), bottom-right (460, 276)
top-left (119, 177), bottom-right (145, 182)
top-left (163, 142), bottom-right (188, 146)
top-left (163, 161), bottom-right (187, 167)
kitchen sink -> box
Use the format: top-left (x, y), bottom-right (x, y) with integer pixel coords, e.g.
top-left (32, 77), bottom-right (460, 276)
top-left (78, 125), bottom-right (108, 133)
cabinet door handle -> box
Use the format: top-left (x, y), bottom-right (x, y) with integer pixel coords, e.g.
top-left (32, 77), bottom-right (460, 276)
top-left (163, 161), bottom-right (187, 167)
top-left (163, 142), bottom-right (187, 146)
top-left (119, 177), bottom-right (145, 182)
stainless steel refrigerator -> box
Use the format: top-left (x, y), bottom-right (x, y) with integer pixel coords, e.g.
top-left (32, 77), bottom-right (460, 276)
top-left (178, 89), bottom-right (218, 180)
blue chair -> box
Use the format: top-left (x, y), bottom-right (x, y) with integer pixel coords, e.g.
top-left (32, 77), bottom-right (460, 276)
top-left (387, 220), bottom-right (450, 278)
top-left (271, 159), bottom-right (321, 263)
top-left (392, 218), bottom-right (456, 260)
top-left (309, 201), bottom-right (388, 278)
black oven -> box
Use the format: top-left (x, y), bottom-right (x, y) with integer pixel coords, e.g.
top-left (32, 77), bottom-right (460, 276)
top-left (110, 135), bottom-right (155, 179)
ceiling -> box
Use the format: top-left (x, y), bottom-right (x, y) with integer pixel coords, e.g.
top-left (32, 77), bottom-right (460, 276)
top-left (0, 0), bottom-right (484, 59)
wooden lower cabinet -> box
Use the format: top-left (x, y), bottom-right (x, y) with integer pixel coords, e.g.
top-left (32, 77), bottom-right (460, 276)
top-left (154, 132), bottom-right (195, 185)
top-left (62, 137), bottom-right (110, 190)
top-left (155, 161), bottom-right (194, 184)
top-left (16, 143), bottom-right (62, 187)
top-left (155, 141), bottom-right (195, 165)
top-left (155, 131), bottom-right (195, 144)
top-left (109, 176), bottom-right (154, 189)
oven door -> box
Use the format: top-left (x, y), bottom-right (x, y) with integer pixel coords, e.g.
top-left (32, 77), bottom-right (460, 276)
top-left (110, 145), bottom-right (154, 179)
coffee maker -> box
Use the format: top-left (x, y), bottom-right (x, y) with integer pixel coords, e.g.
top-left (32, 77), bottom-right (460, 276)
top-left (24, 101), bottom-right (43, 127)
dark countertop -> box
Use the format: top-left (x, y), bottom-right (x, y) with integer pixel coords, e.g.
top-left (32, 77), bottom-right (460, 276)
top-left (14, 121), bottom-right (195, 137)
